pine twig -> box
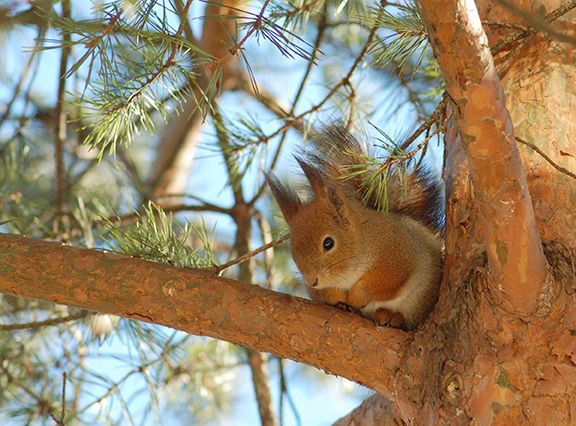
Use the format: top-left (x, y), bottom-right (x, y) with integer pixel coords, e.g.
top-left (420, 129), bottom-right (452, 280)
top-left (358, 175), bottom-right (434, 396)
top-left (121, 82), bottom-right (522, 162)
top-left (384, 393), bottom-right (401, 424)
top-left (399, 93), bottom-right (448, 151)
top-left (83, 8), bottom-right (123, 51)
top-left (247, 3), bottom-right (328, 206)
top-left (496, 0), bottom-right (576, 44)
top-left (209, 0), bottom-right (272, 69)
top-left (483, 20), bottom-right (528, 31)
top-left (94, 202), bottom-right (231, 230)
top-left (236, 0), bottom-right (387, 175)
top-left (61, 372), bottom-right (67, 425)
top-left (116, 0), bottom-right (194, 111)
top-left (516, 137), bottom-right (576, 180)
top-left (216, 234), bottom-right (290, 274)
top-left (492, 0), bottom-right (576, 54)
top-left (0, 364), bottom-right (64, 425)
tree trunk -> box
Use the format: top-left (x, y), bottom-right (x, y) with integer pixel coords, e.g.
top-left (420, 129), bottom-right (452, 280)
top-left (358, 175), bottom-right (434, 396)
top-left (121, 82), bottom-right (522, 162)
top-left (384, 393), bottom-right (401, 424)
top-left (336, 0), bottom-right (576, 423)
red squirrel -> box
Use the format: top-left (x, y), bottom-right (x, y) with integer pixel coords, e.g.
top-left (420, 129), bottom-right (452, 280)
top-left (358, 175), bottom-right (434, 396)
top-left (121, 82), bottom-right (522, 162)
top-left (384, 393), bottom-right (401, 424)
top-left (266, 126), bottom-right (443, 330)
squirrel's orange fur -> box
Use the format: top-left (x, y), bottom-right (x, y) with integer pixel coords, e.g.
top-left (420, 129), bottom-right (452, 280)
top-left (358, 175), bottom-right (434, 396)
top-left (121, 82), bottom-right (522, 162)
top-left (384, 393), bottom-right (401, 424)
top-left (266, 126), bottom-right (443, 330)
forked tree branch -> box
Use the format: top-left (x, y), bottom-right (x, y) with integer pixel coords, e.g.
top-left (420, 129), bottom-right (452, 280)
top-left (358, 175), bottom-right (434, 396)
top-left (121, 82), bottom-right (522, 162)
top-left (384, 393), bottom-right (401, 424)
top-left (419, 0), bottom-right (548, 315)
top-left (0, 233), bottom-right (410, 396)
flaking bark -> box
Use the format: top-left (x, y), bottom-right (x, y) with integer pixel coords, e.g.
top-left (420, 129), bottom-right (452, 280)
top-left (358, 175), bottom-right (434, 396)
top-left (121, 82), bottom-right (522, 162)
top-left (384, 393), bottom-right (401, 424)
top-left (419, 0), bottom-right (548, 315)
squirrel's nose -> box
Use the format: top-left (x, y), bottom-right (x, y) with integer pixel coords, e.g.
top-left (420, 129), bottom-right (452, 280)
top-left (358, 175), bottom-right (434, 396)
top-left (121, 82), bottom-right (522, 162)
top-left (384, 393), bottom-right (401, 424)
top-left (310, 278), bottom-right (319, 287)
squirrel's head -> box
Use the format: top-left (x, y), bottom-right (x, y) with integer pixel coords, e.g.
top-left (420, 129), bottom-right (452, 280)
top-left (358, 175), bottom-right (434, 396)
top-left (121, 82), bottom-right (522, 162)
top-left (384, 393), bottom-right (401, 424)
top-left (266, 159), bottom-right (368, 292)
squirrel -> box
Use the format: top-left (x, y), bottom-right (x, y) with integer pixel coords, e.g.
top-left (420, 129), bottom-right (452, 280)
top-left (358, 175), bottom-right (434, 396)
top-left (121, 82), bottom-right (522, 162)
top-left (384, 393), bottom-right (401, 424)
top-left (265, 125), bottom-right (443, 330)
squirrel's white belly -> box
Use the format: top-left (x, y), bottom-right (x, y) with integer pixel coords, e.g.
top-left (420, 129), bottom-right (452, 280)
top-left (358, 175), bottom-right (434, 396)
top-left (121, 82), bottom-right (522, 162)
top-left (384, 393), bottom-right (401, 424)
top-left (326, 267), bottom-right (368, 290)
top-left (325, 262), bottom-right (372, 291)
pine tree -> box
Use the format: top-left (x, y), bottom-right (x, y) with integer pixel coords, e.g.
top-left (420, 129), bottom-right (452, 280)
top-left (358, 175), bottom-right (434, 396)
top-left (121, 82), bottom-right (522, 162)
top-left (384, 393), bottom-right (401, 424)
top-left (1, 0), bottom-right (575, 424)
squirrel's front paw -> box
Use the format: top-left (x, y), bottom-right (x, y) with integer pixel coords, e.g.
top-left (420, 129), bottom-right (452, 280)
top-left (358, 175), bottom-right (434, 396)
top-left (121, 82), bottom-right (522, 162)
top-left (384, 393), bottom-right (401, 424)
top-left (334, 302), bottom-right (362, 315)
top-left (373, 308), bottom-right (407, 329)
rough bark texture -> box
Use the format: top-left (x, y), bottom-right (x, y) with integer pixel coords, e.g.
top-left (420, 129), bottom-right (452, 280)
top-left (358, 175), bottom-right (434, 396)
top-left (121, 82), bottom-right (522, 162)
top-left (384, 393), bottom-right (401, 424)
top-left (415, 0), bottom-right (575, 423)
top-left (333, 394), bottom-right (399, 425)
top-left (336, 0), bottom-right (576, 424)
top-left (0, 233), bottom-right (409, 397)
top-left (487, 0), bottom-right (576, 245)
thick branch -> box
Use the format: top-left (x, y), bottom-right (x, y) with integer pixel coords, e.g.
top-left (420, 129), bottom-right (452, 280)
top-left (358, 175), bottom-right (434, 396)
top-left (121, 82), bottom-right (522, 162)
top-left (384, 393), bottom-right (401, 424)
top-left (333, 394), bottom-right (399, 426)
top-left (419, 0), bottom-right (547, 315)
top-left (0, 234), bottom-right (409, 396)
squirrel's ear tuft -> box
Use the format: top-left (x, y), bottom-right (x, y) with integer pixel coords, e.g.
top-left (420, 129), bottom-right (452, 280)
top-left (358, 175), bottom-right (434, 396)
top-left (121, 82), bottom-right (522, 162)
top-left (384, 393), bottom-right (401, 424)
top-left (296, 156), bottom-right (352, 225)
top-left (265, 173), bottom-right (301, 222)
top-left (295, 157), bottom-right (327, 198)
top-left (326, 184), bottom-right (353, 227)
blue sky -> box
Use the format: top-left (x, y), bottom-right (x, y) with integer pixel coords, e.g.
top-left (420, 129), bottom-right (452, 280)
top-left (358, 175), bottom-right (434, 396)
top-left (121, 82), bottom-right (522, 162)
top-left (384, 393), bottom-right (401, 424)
top-left (0, 1), bottom-right (440, 424)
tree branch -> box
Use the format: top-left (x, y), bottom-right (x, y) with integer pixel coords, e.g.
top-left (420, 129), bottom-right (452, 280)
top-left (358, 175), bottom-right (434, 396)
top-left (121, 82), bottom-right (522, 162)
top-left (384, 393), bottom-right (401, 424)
top-left (54, 0), bottom-right (71, 237)
top-left (419, 0), bottom-right (548, 315)
top-left (0, 311), bottom-right (89, 331)
top-left (215, 234), bottom-right (290, 273)
top-left (0, 233), bottom-right (410, 396)
top-left (495, 0), bottom-right (576, 44)
top-left (516, 136), bottom-right (576, 180)
top-left (333, 394), bottom-right (399, 426)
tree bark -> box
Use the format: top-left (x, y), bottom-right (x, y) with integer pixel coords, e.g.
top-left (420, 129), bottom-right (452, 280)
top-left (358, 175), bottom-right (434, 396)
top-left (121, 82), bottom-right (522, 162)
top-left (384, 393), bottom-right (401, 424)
top-left (333, 395), bottom-right (400, 425)
top-left (484, 0), bottom-right (576, 245)
top-left (338, 0), bottom-right (576, 423)
top-left (0, 233), bottom-right (409, 397)
top-left (420, 0), bottom-right (548, 316)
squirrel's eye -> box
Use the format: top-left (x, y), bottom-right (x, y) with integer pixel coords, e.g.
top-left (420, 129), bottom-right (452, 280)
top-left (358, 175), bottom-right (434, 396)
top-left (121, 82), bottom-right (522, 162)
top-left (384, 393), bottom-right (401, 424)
top-left (322, 237), bottom-right (335, 252)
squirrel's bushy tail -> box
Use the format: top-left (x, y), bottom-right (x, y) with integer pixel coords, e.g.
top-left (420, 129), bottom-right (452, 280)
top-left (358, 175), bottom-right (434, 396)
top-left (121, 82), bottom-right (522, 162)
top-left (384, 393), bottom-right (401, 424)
top-left (302, 124), bottom-right (443, 232)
